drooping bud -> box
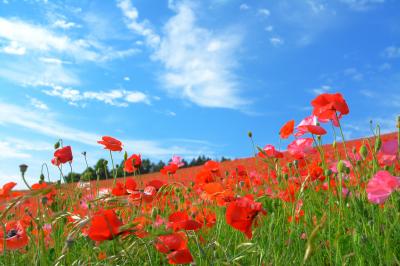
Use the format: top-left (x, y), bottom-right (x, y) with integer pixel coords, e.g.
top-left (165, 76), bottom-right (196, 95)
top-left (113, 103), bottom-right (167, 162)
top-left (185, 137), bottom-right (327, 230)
top-left (54, 141), bottom-right (60, 150)
top-left (248, 131), bottom-right (253, 138)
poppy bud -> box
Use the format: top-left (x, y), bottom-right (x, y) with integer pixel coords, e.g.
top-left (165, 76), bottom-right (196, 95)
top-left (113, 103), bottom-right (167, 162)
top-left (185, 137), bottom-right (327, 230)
top-left (287, 162), bottom-right (293, 168)
top-left (124, 151), bottom-right (128, 161)
top-left (283, 173), bottom-right (289, 180)
top-left (359, 145), bottom-right (368, 160)
top-left (317, 135), bottom-right (322, 142)
top-left (337, 160), bottom-right (345, 173)
top-left (151, 208), bottom-right (158, 219)
top-left (293, 160), bottom-right (298, 168)
top-left (248, 131), bottom-right (253, 138)
top-left (324, 169), bottom-right (332, 177)
top-left (82, 151), bottom-right (87, 156)
top-left (40, 173), bottom-right (45, 182)
top-left (345, 166), bottom-right (350, 174)
top-left (332, 141), bottom-right (336, 149)
top-left (54, 141), bottom-right (60, 149)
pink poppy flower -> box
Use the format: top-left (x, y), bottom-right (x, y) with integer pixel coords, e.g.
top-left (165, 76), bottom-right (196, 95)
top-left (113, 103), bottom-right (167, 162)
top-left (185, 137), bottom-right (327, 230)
top-left (287, 138), bottom-right (315, 159)
top-left (378, 140), bottom-right (398, 166)
top-left (295, 115), bottom-right (317, 137)
top-left (366, 171), bottom-right (400, 204)
top-left (171, 155), bottom-right (185, 168)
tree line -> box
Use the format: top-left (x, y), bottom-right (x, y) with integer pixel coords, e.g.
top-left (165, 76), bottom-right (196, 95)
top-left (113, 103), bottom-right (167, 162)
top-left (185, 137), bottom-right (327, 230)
top-left (65, 155), bottom-right (231, 182)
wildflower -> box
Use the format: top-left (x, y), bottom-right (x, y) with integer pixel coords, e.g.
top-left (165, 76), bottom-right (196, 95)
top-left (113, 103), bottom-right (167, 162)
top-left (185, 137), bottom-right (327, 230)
top-left (51, 146), bottom-right (73, 166)
top-left (0, 182), bottom-right (17, 199)
top-left (225, 195), bottom-right (266, 239)
top-left (124, 154), bottom-right (142, 173)
top-left (311, 93), bottom-right (349, 125)
top-left (295, 115), bottom-right (317, 137)
top-left (0, 221), bottom-right (29, 251)
top-left (366, 171), bottom-right (400, 204)
top-left (161, 163), bottom-right (179, 175)
top-left (97, 136), bottom-right (123, 152)
top-left (155, 233), bottom-right (193, 264)
top-left (279, 120), bottom-right (295, 139)
top-left (167, 211), bottom-right (202, 231)
top-left (171, 155), bottom-right (185, 168)
top-left (287, 138), bottom-right (315, 159)
top-left (305, 125), bottom-right (327, 135)
top-left (378, 139), bottom-right (398, 166)
top-left (87, 209), bottom-right (123, 241)
top-left (258, 144), bottom-right (283, 159)
top-left (167, 249), bottom-right (193, 264)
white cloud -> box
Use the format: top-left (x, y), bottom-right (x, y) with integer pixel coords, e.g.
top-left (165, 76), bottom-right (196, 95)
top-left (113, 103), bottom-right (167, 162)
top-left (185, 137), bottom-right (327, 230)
top-left (124, 76), bottom-right (130, 81)
top-left (118, 0), bottom-right (248, 109)
top-left (42, 84), bottom-right (151, 106)
top-left (270, 37), bottom-right (284, 46)
top-left (0, 102), bottom-right (215, 158)
top-left (344, 67), bottom-right (363, 81)
top-left (340, 0), bottom-right (385, 11)
top-left (383, 46), bottom-right (400, 59)
top-left (1, 41), bottom-right (26, 55)
top-left (0, 17), bottom-right (137, 62)
top-left (240, 3), bottom-right (250, 10)
top-left (116, 0), bottom-right (160, 48)
top-left (311, 85), bottom-right (331, 95)
top-left (27, 96), bottom-right (49, 110)
top-left (258, 8), bottom-right (271, 17)
top-left (0, 141), bottom-right (31, 159)
top-left (265, 25), bottom-right (273, 32)
top-left (52, 19), bottom-right (79, 30)
top-left (39, 57), bottom-right (71, 65)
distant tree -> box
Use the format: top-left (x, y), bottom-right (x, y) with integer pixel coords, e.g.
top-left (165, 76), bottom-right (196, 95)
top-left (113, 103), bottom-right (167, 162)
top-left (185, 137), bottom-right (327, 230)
top-left (94, 159), bottom-right (110, 180)
top-left (140, 159), bottom-right (152, 174)
top-left (81, 167), bottom-right (96, 181)
top-left (221, 156), bottom-right (231, 162)
top-left (66, 172), bottom-right (81, 183)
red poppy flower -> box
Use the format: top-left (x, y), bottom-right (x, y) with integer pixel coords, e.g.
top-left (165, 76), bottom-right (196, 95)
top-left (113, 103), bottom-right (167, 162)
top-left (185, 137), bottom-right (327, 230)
top-left (225, 195), bottom-right (265, 239)
top-left (204, 160), bottom-right (220, 172)
top-left (160, 163), bottom-right (179, 175)
top-left (258, 145), bottom-right (283, 159)
top-left (125, 178), bottom-right (137, 192)
top-left (305, 125), bottom-right (327, 135)
top-left (279, 120), bottom-right (295, 139)
top-left (111, 182), bottom-right (126, 196)
top-left (168, 211), bottom-right (202, 231)
top-left (167, 248), bottom-right (193, 264)
top-left (97, 136), bottom-right (123, 152)
top-left (51, 146), bottom-right (73, 166)
top-left (0, 221), bottom-right (29, 251)
top-left (124, 154), bottom-right (141, 173)
top-left (31, 182), bottom-right (47, 190)
top-left (0, 182), bottom-right (17, 198)
top-left (311, 93), bottom-right (349, 123)
top-left (287, 138), bottom-right (315, 159)
top-left (154, 232), bottom-right (188, 254)
top-left (87, 209), bottom-right (123, 241)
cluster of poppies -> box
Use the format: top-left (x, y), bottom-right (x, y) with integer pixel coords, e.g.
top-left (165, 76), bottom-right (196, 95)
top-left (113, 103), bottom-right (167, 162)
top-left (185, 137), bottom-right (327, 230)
top-left (0, 92), bottom-right (399, 265)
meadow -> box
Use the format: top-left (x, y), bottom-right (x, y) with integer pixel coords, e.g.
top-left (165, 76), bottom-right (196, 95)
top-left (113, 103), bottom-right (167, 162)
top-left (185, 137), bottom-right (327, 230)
top-left (0, 93), bottom-right (399, 265)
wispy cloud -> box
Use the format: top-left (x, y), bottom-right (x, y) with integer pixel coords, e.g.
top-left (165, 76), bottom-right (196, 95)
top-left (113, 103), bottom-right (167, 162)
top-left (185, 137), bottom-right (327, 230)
top-left (239, 3), bottom-right (250, 11)
top-left (258, 8), bottom-right (271, 17)
top-left (42, 84), bottom-right (151, 107)
top-left (339, 0), bottom-right (385, 11)
top-left (27, 96), bottom-right (49, 110)
top-left (0, 102), bottom-right (216, 158)
top-left (52, 19), bottom-right (80, 30)
top-left (0, 17), bottom-right (138, 62)
top-left (311, 85), bottom-right (331, 95)
top-left (270, 37), bottom-right (284, 46)
top-left (382, 45), bottom-right (400, 59)
top-left (118, 0), bottom-right (248, 109)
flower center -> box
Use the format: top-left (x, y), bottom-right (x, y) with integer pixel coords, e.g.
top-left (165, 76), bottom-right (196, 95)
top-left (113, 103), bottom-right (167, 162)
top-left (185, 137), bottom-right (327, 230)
top-left (6, 229), bottom-right (18, 238)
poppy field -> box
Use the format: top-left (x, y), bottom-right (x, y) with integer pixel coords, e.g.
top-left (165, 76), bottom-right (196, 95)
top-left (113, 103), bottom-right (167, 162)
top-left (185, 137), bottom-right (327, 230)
top-left (0, 93), bottom-right (399, 265)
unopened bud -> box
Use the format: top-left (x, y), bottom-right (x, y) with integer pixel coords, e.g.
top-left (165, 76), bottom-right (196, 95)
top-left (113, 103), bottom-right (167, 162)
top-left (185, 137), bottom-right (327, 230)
top-left (324, 169), bottom-right (332, 177)
top-left (332, 141), bottom-right (337, 149)
top-left (248, 131), bottom-right (253, 138)
top-left (337, 160), bottom-right (345, 173)
top-left (124, 151), bottom-right (128, 161)
top-left (54, 141), bottom-right (60, 150)
top-left (359, 145), bottom-right (368, 160)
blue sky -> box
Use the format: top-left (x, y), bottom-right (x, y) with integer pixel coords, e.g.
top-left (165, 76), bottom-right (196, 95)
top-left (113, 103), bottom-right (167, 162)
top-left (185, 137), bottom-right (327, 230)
top-left (0, 0), bottom-right (399, 188)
